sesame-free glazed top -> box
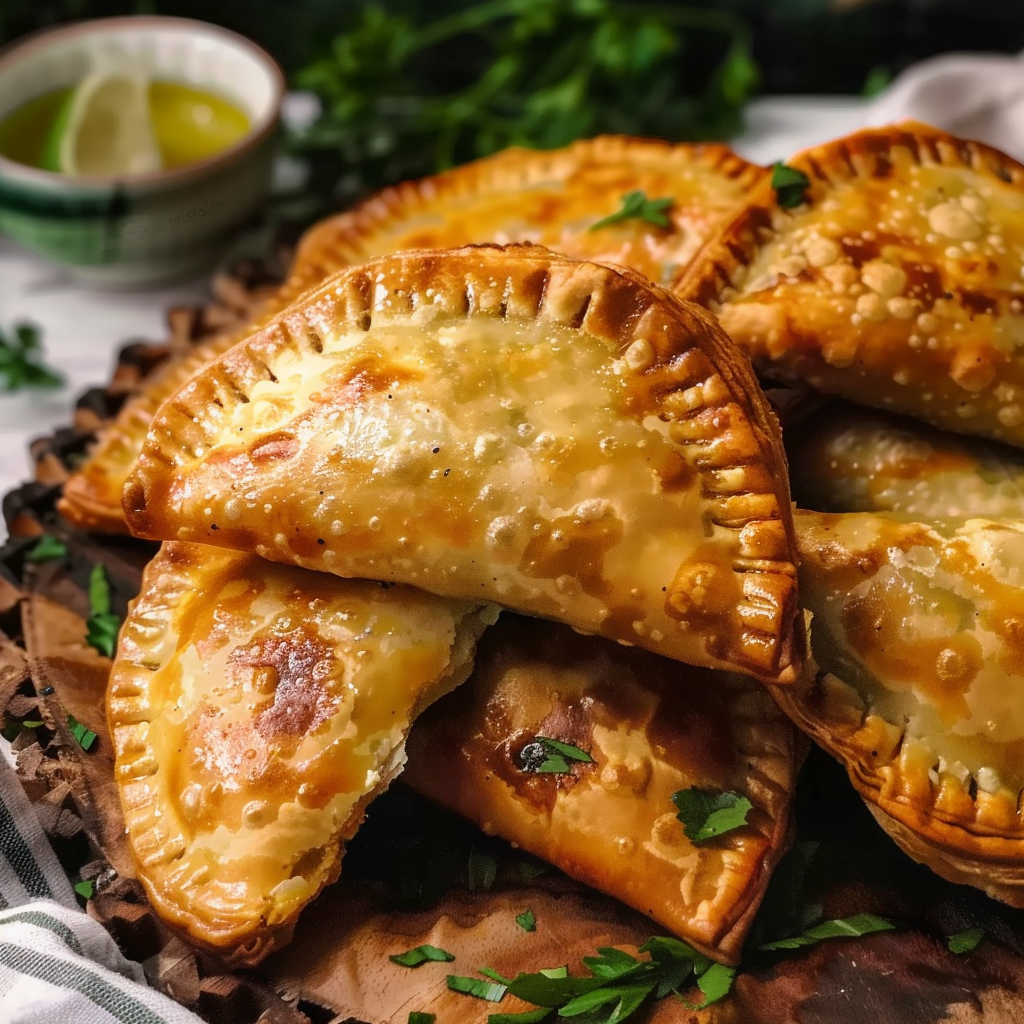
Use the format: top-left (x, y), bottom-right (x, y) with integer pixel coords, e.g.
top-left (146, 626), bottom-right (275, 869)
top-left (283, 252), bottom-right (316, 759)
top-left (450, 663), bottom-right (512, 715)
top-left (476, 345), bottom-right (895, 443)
top-left (677, 122), bottom-right (1024, 447)
top-left (123, 245), bottom-right (801, 683)
top-left (60, 136), bottom-right (764, 535)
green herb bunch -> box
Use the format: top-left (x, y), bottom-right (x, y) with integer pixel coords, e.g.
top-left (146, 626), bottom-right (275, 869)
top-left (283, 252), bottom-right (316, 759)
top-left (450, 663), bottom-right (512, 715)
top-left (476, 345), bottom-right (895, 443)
top-left (291, 0), bottom-right (758, 201)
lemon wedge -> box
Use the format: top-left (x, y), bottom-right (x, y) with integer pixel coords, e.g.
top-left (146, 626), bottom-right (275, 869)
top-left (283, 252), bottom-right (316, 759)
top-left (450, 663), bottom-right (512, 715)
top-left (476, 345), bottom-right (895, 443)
top-left (42, 64), bottom-right (162, 177)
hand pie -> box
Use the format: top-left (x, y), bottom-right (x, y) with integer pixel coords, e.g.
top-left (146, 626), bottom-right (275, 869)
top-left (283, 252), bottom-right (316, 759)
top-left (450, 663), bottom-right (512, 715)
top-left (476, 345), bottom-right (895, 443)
top-left (62, 137), bottom-right (763, 536)
top-left (787, 401), bottom-right (1024, 518)
top-left (677, 121), bottom-right (1024, 446)
top-left (124, 245), bottom-right (801, 682)
top-left (107, 541), bottom-right (495, 963)
top-left (780, 509), bottom-right (1024, 905)
top-left (284, 135), bottom-right (765, 297)
top-left (404, 614), bottom-right (802, 964)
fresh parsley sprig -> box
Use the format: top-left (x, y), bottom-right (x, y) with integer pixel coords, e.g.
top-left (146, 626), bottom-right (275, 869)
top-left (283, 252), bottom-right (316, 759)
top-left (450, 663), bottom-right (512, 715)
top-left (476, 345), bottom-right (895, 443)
top-left (771, 161), bottom-right (811, 209)
top-left (24, 534), bottom-right (68, 563)
top-left (390, 944), bottom-right (456, 968)
top-left (85, 564), bottom-right (121, 659)
top-left (672, 787), bottom-right (752, 842)
top-left (0, 322), bottom-right (64, 392)
top-left (520, 737), bottom-right (594, 775)
top-left (590, 191), bottom-right (674, 231)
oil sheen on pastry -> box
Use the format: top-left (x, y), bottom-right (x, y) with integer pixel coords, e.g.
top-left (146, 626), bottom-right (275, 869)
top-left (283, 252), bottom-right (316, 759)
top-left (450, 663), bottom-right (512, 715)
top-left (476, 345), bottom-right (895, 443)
top-left (124, 245), bottom-right (801, 683)
top-left (787, 401), bottom-right (1024, 517)
top-left (404, 614), bottom-right (801, 964)
top-left (780, 509), bottom-right (1024, 905)
top-left (61, 137), bottom-right (762, 536)
top-left (107, 541), bottom-right (495, 963)
top-left (677, 122), bottom-right (1024, 446)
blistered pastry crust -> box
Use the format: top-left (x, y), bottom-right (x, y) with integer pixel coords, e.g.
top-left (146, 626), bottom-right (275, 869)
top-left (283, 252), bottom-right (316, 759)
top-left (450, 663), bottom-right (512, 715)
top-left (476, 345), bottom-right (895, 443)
top-left (61, 137), bottom-right (763, 536)
top-left (124, 245), bottom-right (801, 682)
top-left (775, 511), bottom-right (1024, 904)
top-left (107, 541), bottom-right (492, 963)
top-left (677, 121), bottom-right (1024, 445)
top-left (405, 615), bottom-right (801, 963)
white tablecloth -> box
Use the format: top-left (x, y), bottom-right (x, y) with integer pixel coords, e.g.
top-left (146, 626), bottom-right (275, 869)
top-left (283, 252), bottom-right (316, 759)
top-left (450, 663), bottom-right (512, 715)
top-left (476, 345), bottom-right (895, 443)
top-left (0, 96), bottom-right (870, 540)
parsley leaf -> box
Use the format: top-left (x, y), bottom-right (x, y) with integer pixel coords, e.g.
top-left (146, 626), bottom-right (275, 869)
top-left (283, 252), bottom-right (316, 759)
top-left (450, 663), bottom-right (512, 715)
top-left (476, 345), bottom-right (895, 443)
top-left (408, 1014), bottom-right (435, 1024)
top-left (516, 909), bottom-right (537, 932)
top-left (24, 535), bottom-right (68, 563)
top-left (447, 974), bottom-right (508, 1001)
top-left (521, 736), bottom-right (595, 774)
top-left (771, 162), bottom-right (811, 209)
top-left (948, 927), bottom-right (985, 954)
top-left (67, 715), bottom-right (97, 752)
top-left (591, 191), bottom-right (673, 231)
top-left (758, 913), bottom-right (895, 952)
top-left (0, 322), bottom-right (64, 392)
top-left (672, 788), bottom-right (752, 842)
top-left (488, 1010), bottom-right (552, 1024)
top-left (389, 944), bottom-right (456, 968)
top-left (468, 849), bottom-right (498, 891)
top-left (85, 564), bottom-right (121, 658)
top-left (74, 879), bottom-right (94, 899)
top-left (685, 962), bottom-right (736, 1009)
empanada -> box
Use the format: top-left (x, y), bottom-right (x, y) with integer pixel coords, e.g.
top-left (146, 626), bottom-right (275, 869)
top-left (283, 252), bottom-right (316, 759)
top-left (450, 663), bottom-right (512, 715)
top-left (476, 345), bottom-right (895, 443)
top-left (404, 614), bottom-right (801, 964)
top-left (677, 122), bottom-right (1024, 446)
top-left (780, 509), bottom-right (1024, 905)
top-left (61, 137), bottom-right (763, 536)
top-left (107, 541), bottom-right (495, 963)
top-left (787, 401), bottom-right (1024, 518)
top-left (124, 245), bottom-right (801, 682)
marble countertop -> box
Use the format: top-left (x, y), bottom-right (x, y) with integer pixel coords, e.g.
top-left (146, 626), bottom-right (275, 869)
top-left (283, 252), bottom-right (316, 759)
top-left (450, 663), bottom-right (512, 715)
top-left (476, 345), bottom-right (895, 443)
top-left (0, 95), bottom-right (870, 540)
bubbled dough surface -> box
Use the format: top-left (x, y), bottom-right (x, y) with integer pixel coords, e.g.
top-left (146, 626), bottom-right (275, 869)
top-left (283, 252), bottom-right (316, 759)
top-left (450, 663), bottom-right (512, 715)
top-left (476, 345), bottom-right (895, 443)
top-left (155, 317), bottom-right (738, 670)
top-left (796, 512), bottom-right (1024, 802)
top-left (109, 543), bottom-right (486, 946)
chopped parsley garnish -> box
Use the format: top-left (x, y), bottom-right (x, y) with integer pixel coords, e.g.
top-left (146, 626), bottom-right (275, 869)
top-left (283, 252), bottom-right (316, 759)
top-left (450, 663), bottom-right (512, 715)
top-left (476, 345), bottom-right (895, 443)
top-left (948, 927), bottom-right (985, 954)
top-left (517, 858), bottom-right (548, 882)
top-left (0, 322), bottom-right (64, 392)
top-left (389, 944), bottom-right (456, 968)
top-left (67, 715), bottom-right (97, 752)
top-left (516, 910), bottom-right (536, 933)
top-left (408, 1014), bottom-right (435, 1024)
top-left (24, 534), bottom-right (68, 563)
top-left (672, 787), bottom-right (752, 842)
top-left (85, 564), bottom-right (121, 658)
top-left (520, 736), bottom-right (595, 774)
top-left (590, 190), bottom-right (673, 231)
top-left (447, 974), bottom-right (508, 1001)
top-left (771, 162), bottom-right (811, 209)
top-left (488, 1010), bottom-right (551, 1023)
top-left (468, 849), bottom-right (497, 892)
top-left (74, 880), bottom-right (94, 899)
top-left (757, 913), bottom-right (894, 951)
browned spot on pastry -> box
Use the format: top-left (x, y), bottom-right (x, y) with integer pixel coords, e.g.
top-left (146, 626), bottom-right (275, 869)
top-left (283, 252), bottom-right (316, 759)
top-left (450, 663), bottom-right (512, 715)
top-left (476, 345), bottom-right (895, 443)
top-left (519, 512), bottom-right (622, 600)
top-left (230, 629), bottom-right (335, 740)
top-left (960, 290), bottom-right (998, 317)
top-left (249, 432), bottom-right (300, 464)
top-left (322, 355), bottom-right (422, 405)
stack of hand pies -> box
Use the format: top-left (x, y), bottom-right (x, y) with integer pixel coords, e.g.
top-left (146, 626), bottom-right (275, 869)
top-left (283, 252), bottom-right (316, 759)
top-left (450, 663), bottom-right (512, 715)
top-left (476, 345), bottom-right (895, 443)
top-left (59, 124), bottom-right (1024, 975)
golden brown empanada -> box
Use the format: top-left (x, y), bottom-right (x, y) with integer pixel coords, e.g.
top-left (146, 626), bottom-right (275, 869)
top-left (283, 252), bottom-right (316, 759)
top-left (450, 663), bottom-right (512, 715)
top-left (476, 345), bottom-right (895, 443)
top-left (404, 614), bottom-right (801, 964)
top-left (61, 137), bottom-right (763, 536)
top-left (124, 245), bottom-right (801, 682)
top-left (677, 122), bottom-right (1024, 446)
top-left (788, 401), bottom-right (1024, 517)
top-left (780, 509), bottom-right (1024, 905)
top-left (107, 541), bottom-right (495, 963)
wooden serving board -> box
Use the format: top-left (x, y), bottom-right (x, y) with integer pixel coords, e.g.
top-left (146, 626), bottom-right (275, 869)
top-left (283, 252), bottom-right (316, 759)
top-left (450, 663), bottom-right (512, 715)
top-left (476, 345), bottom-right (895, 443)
top-left (3, 258), bottom-right (1024, 1024)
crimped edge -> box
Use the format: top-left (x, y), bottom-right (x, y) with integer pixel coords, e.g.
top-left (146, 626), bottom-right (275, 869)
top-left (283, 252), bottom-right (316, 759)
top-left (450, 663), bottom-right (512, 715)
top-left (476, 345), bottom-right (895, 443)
top-left (124, 243), bottom-right (802, 683)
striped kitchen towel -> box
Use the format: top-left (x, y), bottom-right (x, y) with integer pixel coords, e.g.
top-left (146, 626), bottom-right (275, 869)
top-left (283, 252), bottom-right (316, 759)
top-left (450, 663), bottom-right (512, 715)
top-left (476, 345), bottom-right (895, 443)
top-left (0, 751), bottom-right (204, 1024)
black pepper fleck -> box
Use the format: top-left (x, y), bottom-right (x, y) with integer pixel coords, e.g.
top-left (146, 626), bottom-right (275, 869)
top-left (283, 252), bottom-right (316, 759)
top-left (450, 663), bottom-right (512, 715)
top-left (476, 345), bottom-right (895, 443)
top-left (317, 538), bottom-right (325, 545)
top-left (444, 468), bottom-right (451, 477)
top-left (210, 524), bottom-right (218, 530)
top-left (432, 447), bottom-right (440, 454)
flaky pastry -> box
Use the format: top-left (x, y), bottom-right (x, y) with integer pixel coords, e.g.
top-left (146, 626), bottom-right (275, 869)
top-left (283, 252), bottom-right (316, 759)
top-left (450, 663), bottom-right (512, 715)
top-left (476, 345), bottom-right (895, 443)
top-left (779, 510), bottom-right (1024, 905)
top-left (107, 541), bottom-right (495, 963)
top-left (60, 137), bottom-right (763, 536)
top-left (124, 245), bottom-right (801, 682)
top-left (677, 121), bottom-right (1024, 446)
top-left (405, 614), bottom-right (801, 964)
top-left (787, 401), bottom-right (1024, 518)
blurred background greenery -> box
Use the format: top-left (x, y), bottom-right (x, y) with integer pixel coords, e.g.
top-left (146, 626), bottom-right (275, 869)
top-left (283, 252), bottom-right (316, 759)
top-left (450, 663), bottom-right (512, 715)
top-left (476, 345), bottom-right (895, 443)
top-left (2, 0), bottom-right (1022, 203)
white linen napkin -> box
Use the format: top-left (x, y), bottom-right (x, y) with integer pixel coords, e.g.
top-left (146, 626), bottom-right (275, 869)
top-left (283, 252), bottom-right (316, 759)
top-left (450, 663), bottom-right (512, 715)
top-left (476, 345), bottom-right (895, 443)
top-left (0, 754), bottom-right (205, 1024)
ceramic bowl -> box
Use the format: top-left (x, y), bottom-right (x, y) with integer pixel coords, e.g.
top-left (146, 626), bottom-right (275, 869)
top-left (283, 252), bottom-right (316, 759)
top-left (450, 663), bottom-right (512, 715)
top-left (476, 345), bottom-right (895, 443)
top-left (0, 16), bottom-right (284, 286)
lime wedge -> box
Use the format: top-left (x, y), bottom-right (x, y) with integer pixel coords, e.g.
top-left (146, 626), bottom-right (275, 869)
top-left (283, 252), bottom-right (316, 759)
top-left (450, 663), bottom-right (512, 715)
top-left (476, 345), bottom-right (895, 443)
top-left (41, 66), bottom-right (162, 177)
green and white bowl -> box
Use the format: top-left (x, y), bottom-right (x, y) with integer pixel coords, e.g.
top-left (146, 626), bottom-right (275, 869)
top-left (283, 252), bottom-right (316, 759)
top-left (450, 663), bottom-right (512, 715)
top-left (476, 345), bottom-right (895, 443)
top-left (0, 16), bottom-right (284, 286)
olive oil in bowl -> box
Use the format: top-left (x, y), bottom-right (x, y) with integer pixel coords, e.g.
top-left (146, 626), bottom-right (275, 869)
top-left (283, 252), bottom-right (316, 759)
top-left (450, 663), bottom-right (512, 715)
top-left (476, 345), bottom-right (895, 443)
top-left (0, 80), bottom-right (251, 174)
